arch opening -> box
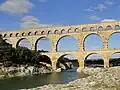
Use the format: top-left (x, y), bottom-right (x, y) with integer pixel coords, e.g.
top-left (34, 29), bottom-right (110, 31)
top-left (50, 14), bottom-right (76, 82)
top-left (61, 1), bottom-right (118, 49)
top-left (84, 34), bottom-right (103, 50)
top-left (4, 39), bottom-right (12, 44)
top-left (115, 25), bottom-right (120, 30)
top-left (85, 53), bottom-right (104, 68)
top-left (38, 55), bottom-right (52, 65)
top-left (48, 31), bottom-right (52, 35)
top-left (56, 54), bottom-right (79, 71)
top-left (54, 30), bottom-right (59, 34)
top-left (109, 52), bottom-right (120, 67)
top-left (16, 38), bottom-right (32, 50)
top-left (90, 27), bottom-right (95, 31)
top-left (106, 25), bottom-right (112, 30)
top-left (68, 29), bottom-right (73, 33)
top-left (98, 26), bottom-right (103, 30)
top-left (108, 32), bottom-right (120, 49)
top-left (82, 27), bottom-right (86, 32)
top-left (56, 35), bottom-right (79, 52)
top-left (61, 29), bottom-right (66, 34)
top-left (74, 28), bottom-right (80, 32)
top-left (35, 37), bottom-right (52, 52)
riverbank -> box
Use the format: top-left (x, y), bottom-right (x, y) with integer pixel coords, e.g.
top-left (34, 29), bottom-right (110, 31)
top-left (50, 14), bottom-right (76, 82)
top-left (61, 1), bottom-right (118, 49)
top-left (22, 67), bottom-right (120, 90)
top-left (0, 64), bottom-right (54, 79)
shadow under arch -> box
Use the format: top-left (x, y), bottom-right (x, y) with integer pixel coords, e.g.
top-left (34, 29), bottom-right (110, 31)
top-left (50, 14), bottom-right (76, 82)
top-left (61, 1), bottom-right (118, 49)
top-left (35, 37), bottom-right (52, 52)
top-left (83, 33), bottom-right (103, 51)
top-left (38, 55), bottom-right (52, 65)
top-left (109, 52), bottom-right (120, 67)
top-left (108, 32), bottom-right (120, 49)
top-left (56, 54), bottom-right (79, 71)
top-left (85, 53), bottom-right (104, 68)
top-left (56, 35), bottom-right (79, 52)
top-left (16, 38), bottom-right (32, 49)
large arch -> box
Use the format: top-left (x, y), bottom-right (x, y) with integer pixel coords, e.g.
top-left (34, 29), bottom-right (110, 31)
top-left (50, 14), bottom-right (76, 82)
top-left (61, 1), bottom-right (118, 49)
top-left (84, 33), bottom-right (103, 50)
top-left (85, 53), bottom-right (104, 68)
top-left (108, 32), bottom-right (120, 49)
top-left (16, 38), bottom-right (32, 50)
top-left (56, 35), bottom-right (79, 52)
top-left (109, 52), bottom-right (120, 67)
top-left (35, 37), bottom-right (52, 52)
top-left (56, 54), bottom-right (79, 71)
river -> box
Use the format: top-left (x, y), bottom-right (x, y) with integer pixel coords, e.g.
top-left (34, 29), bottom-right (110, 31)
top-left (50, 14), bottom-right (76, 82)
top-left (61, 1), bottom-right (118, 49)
top-left (0, 68), bottom-right (83, 90)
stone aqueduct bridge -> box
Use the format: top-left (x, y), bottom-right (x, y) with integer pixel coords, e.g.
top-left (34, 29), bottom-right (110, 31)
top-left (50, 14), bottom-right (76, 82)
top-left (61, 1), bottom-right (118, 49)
top-left (1, 21), bottom-right (120, 71)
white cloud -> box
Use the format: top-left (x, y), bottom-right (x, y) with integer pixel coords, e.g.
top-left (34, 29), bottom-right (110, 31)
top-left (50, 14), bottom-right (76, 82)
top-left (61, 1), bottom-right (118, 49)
top-left (101, 19), bottom-right (116, 22)
top-left (20, 16), bottom-right (53, 29)
top-left (97, 4), bottom-right (107, 11)
top-left (104, 0), bottom-right (115, 5)
top-left (84, 8), bottom-right (94, 12)
top-left (89, 15), bottom-right (101, 21)
top-left (0, 0), bottom-right (34, 14)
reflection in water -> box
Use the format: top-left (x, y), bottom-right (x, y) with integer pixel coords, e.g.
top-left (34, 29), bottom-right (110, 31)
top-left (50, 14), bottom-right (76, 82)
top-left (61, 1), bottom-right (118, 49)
top-left (0, 70), bottom-right (83, 90)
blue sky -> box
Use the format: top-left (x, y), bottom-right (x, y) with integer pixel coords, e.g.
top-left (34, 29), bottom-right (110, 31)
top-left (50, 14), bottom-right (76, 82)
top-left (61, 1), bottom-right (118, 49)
top-left (1, 0), bottom-right (120, 59)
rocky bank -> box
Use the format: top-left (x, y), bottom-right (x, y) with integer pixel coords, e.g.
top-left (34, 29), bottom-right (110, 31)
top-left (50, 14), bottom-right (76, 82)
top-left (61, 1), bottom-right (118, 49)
top-left (22, 67), bottom-right (120, 90)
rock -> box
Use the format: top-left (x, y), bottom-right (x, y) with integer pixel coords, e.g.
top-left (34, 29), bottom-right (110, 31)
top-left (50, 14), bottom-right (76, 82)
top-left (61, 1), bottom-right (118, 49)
top-left (56, 68), bottom-right (61, 72)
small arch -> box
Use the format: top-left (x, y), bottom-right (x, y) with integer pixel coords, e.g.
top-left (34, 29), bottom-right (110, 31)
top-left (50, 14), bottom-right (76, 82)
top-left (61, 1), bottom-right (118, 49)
top-left (106, 25), bottom-right (112, 30)
top-left (56, 54), bottom-right (79, 71)
top-left (34, 31), bottom-right (38, 35)
top-left (85, 53), bottom-right (104, 68)
top-left (41, 31), bottom-right (45, 35)
top-left (109, 52), bottom-right (120, 67)
top-left (90, 27), bottom-right (95, 31)
top-left (74, 28), bottom-right (80, 32)
top-left (68, 28), bottom-right (73, 33)
top-left (54, 30), bottom-right (59, 34)
top-left (82, 27), bottom-right (86, 32)
top-left (4, 34), bottom-right (7, 37)
top-left (22, 32), bottom-right (25, 36)
top-left (48, 30), bottom-right (52, 35)
top-left (98, 26), bottom-right (103, 30)
top-left (10, 33), bottom-right (13, 37)
top-left (0, 34), bottom-right (2, 38)
top-left (16, 33), bottom-right (19, 37)
top-left (28, 32), bottom-right (32, 36)
top-left (61, 29), bottom-right (66, 34)
top-left (115, 25), bottom-right (120, 30)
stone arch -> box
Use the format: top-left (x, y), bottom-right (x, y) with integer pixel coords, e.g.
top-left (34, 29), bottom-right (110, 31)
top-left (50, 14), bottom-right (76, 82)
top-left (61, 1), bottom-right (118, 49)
top-left (54, 30), bottom-right (59, 34)
top-left (16, 33), bottom-right (19, 37)
top-left (90, 27), bottom-right (95, 31)
top-left (108, 32), bottom-right (120, 48)
top-left (41, 31), bottom-right (45, 35)
top-left (28, 32), bottom-right (32, 36)
top-left (98, 26), bottom-right (103, 30)
top-left (109, 52), bottom-right (120, 67)
top-left (61, 29), bottom-right (66, 34)
top-left (68, 28), bottom-right (73, 33)
top-left (35, 37), bottom-right (52, 52)
top-left (10, 33), bottom-right (13, 37)
top-left (48, 30), bottom-right (52, 35)
top-left (4, 34), bottom-right (7, 37)
top-left (106, 25), bottom-right (112, 30)
top-left (56, 54), bottom-right (79, 71)
top-left (84, 33), bottom-right (103, 50)
top-left (39, 55), bottom-right (52, 65)
top-left (85, 53), bottom-right (104, 68)
top-left (22, 32), bottom-right (25, 36)
top-left (34, 31), bottom-right (38, 35)
top-left (16, 38), bottom-right (32, 49)
top-left (82, 27), bottom-right (86, 31)
top-left (56, 35), bottom-right (79, 52)
top-left (115, 25), bottom-right (120, 30)
top-left (74, 28), bottom-right (80, 32)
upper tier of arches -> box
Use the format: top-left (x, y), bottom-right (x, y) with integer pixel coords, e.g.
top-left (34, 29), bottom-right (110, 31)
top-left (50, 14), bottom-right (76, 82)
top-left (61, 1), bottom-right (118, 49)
top-left (1, 23), bottom-right (120, 38)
